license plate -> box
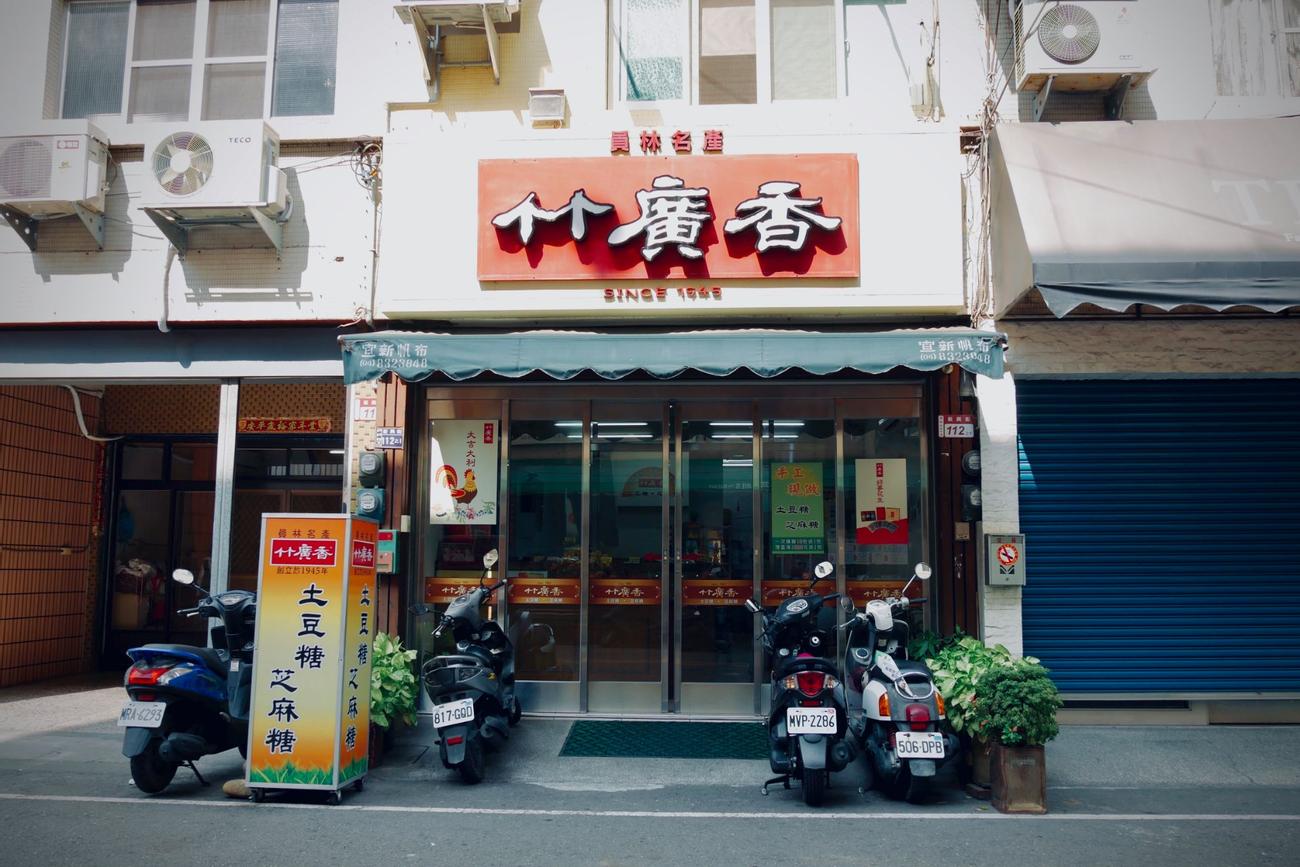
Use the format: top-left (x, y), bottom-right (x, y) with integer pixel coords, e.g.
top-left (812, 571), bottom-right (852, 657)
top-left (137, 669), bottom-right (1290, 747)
top-left (786, 706), bottom-right (837, 735)
top-left (431, 698), bottom-right (475, 729)
top-left (895, 731), bottom-right (945, 758)
top-left (117, 701), bottom-right (165, 728)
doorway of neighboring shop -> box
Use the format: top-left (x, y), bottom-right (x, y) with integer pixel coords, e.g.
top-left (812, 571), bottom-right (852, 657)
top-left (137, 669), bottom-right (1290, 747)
top-left (417, 382), bottom-right (932, 717)
top-left (103, 439), bottom-right (217, 667)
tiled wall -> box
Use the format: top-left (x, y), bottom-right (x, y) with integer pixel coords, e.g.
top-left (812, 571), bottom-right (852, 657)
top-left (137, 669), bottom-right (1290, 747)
top-left (0, 386), bottom-right (103, 686)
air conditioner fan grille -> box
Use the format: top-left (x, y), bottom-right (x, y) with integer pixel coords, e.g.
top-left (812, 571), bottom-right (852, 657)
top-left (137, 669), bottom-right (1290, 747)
top-left (1038, 4), bottom-right (1101, 64)
top-left (0, 139), bottom-right (53, 200)
top-left (152, 132), bottom-right (214, 197)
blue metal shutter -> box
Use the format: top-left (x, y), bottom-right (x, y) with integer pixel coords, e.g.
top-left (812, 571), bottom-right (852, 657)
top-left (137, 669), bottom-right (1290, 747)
top-left (1018, 379), bottom-right (1300, 693)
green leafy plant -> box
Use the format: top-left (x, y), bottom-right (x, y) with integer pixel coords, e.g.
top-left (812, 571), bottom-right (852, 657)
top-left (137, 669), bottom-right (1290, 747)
top-left (909, 628), bottom-right (966, 662)
top-left (925, 635), bottom-right (1021, 736)
top-left (977, 660), bottom-right (1062, 747)
top-left (370, 631), bottom-right (418, 729)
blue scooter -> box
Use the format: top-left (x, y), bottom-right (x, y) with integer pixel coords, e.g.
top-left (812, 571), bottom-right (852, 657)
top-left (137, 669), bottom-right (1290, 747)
top-left (118, 568), bottom-right (256, 793)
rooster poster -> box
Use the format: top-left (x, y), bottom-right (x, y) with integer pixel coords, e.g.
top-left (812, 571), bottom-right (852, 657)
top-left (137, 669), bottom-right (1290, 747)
top-left (430, 419), bottom-right (499, 525)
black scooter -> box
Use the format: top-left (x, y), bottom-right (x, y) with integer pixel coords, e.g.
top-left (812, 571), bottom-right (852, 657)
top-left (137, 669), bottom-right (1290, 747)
top-left (119, 568), bottom-right (255, 793)
top-left (416, 549), bottom-right (524, 784)
top-left (744, 561), bottom-right (854, 807)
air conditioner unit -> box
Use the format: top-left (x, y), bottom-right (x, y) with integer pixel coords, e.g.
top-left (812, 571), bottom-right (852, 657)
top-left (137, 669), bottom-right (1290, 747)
top-left (394, 2), bottom-right (521, 93)
top-left (139, 121), bottom-right (290, 256)
top-left (0, 120), bottom-right (108, 250)
top-left (1011, 1), bottom-right (1154, 94)
top-left (528, 88), bottom-right (567, 127)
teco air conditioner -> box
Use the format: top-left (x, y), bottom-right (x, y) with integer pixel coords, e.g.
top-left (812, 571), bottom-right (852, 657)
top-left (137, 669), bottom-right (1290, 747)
top-left (138, 121), bottom-right (291, 256)
top-left (1011, 0), bottom-right (1155, 120)
top-left (394, 2), bottom-right (522, 96)
top-left (0, 120), bottom-right (109, 250)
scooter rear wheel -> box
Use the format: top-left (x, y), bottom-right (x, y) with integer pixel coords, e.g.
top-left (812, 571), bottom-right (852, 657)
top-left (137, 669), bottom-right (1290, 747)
top-left (801, 767), bottom-right (827, 807)
top-left (130, 741), bottom-right (179, 794)
top-left (456, 738), bottom-right (485, 784)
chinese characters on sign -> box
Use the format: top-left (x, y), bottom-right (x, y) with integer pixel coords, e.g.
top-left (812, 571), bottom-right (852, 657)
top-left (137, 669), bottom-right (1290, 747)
top-left (247, 515), bottom-right (374, 796)
top-left (589, 578), bottom-right (662, 606)
top-left (771, 463), bottom-right (826, 555)
top-left (682, 579), bottom-right (751, 607)
top-left (478, 155), bottom-right (859, 281)
top-left (238, 417), bottom-right (332, 434)
top-left (611, 129), bottom-right (723, 154)
top-left (430, 420), bottom-right (499, 526)
top-left (938, 414), bottom-right (975, 438)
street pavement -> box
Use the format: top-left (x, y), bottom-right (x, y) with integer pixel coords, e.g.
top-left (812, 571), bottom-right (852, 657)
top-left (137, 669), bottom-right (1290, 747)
top-left (0, 676), bottom-right (1297, 866)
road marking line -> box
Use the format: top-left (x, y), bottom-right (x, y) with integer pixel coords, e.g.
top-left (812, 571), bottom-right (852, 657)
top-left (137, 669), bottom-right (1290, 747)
top-left (0, 793), bottom-right (1297, 821)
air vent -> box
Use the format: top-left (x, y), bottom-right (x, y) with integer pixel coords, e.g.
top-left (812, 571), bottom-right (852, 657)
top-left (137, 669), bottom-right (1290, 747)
top-left (152, 132), bottom-right (214, 197)
top-left (0, 139), bottom-right (53, 200)
top-left (1038, 4), bottom-right (1101, 64)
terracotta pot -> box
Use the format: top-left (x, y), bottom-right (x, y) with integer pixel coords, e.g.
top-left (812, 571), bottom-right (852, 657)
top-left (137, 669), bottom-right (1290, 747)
top-left (368, 724), bottom-right (385, 769)
top-left (991, 742), bottom-right (1047, 814)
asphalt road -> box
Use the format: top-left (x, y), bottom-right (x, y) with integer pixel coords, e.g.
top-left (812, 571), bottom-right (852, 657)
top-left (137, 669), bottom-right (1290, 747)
top-left (1, 683), bottom-right (1297, 866)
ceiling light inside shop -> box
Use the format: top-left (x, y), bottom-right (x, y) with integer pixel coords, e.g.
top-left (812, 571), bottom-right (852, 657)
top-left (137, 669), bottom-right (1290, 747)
top-left (722, 459), bottom-right (753, 467)
top-left (554, 421), bottom-right (582, 428)
top-left (593, 422), bottom-right (648, 427)
top-left (597, 433), bottom-right (653, 438)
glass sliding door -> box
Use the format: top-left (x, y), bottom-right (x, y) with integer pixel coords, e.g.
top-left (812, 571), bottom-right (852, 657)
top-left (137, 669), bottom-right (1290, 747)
top-left (503, 402), bottom-right (584, 711)
top-left (587, 403), bottom-right (667, 712)
top-left (676, 404), bottom-right (758, 714)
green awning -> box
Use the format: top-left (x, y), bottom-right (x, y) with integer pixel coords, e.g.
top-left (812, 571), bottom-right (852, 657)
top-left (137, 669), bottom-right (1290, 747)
top-left (340, 329), bottom-right (1006, 385)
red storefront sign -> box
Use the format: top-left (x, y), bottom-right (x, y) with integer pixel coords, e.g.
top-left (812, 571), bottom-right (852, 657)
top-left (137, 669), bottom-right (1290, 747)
top-left (238, 417), bottom-right (332, 433)
top-left (270, 538), bottom-right (338, 567)
top-left (478, 154), bottom-right (859, 282)
top-left (424, 575), bottom-right (480, 604)
top-left (351, 540), bottom-right (376, 569)
top-left (846, 581), bottom-right (921, 607)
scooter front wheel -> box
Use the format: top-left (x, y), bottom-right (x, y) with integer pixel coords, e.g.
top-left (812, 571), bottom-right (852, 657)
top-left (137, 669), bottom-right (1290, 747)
top-left (801, 767), bottom-right (827, 807)
top-left (456, 737), bottom-right (485, 784)
top-left (130, 741), bottom-right (179, 794)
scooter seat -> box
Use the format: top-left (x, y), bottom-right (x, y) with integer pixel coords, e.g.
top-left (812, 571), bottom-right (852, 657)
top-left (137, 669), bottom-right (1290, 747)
top-left (891, 659), bottom-right (933, 676)
top-left (134, 643), bottom-right (228, 675)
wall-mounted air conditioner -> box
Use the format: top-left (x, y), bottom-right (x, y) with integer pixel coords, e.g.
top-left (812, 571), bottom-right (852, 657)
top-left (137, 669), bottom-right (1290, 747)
top-left (529, 88), bottom-right (567, 127)
top-left (1011, 1), bottom-right (1155, 96)
top-left (0, 120), bottom-right (109, 250)
top-left (138, 121), bottom-right (290, 256)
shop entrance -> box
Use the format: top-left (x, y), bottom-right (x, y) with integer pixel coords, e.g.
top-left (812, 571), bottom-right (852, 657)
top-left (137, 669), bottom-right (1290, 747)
top-left (419, 383), bottom-right (929, 717)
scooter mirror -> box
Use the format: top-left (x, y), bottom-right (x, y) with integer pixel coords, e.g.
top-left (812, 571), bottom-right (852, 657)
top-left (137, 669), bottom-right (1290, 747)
top-left (914, 562), bottom-right (932, 581)
top-left (813, 561), bottom-right (834, 580)
top-left (172, 569), bottom-right (195, 585)
top-left (483, 549), bottom-right (500, 569)
top-left (838, 595), bottom-right (853, 612)
top-left (743, 599), bottom-right (761, 614)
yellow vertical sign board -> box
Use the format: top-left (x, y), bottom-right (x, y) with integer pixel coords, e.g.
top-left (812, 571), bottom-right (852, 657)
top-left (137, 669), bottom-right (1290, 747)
top-left (247, 514), bottom-right (376, 795)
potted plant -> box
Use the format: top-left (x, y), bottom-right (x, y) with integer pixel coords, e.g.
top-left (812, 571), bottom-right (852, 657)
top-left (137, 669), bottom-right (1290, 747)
top-left (369, 631), bottom-right (418, 768)
top-left (925, 635), bottom-right (1017, 790)
top-left (978, 660), bottom-right (1063, 814)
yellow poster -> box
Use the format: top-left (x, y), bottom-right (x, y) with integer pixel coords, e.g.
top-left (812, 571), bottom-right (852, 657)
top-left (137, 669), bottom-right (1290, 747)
top-left (247, 514), bottom-right (374, 793)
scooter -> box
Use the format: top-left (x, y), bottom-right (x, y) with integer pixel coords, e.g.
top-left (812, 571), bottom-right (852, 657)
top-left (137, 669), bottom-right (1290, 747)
top-left (118, 568), bottom-right (256, 794)
top-left (744, 561), bottom-right (855, 807)
top-left (842, 562), bottom-right (960, 804)
top-left (417, 549), bottom-right (524, 784)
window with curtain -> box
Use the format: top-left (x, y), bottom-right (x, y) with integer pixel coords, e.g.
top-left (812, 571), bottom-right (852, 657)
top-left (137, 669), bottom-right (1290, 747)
top-left (60, 0), bottom-right (339, 121)
top-left (615, 0), bottom-right (839, 104)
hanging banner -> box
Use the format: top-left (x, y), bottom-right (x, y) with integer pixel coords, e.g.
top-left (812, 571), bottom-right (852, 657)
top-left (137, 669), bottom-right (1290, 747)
top-left (683, 578), bottom-right (751, 607)
top-left (855, 458), bottom-right (909, 545)
top-left (771, 462), bottom-right (825, 554)
top-left (590, 578), bottom-right (661, 606)
top-left (247, 514), bottom-right (375, 798)
top-left (430, 420), bottom-right (499, 525)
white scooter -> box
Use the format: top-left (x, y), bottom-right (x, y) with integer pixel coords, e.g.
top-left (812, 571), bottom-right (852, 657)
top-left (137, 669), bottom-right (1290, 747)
top-left (842, 563), bottom-right (960, 804)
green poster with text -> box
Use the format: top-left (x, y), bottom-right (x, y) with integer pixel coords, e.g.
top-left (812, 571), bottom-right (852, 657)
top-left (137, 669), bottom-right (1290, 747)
top-left (771, 462), bottom-right (825, 554)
